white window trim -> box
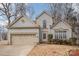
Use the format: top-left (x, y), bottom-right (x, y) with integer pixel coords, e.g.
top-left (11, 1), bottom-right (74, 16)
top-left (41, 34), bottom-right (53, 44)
top-left (55, 31), bottom-right (67, 39)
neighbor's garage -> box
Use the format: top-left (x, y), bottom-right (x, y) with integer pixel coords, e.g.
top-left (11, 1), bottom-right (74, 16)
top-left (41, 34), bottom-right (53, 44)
top-left (11, 33), bottom-right (38, 45)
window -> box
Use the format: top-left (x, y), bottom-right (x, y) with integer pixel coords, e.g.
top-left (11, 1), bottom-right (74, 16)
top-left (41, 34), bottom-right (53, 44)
top-left (55, 31), bottom-right (67, 39)
top-left (43, 33), bottom-right (46, 39)
top-left (21, 19), bottom-right (25, 23)
top-left (43, 20), bottom-right (46, 28)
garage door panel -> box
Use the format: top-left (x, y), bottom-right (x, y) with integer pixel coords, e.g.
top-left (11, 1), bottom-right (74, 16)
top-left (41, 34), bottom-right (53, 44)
top-left (11, 34), bottom-right (38, 45)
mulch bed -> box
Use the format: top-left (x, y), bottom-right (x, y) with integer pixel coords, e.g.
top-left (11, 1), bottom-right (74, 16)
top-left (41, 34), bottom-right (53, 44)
top-left (27, 44), bottom-right (79, 56)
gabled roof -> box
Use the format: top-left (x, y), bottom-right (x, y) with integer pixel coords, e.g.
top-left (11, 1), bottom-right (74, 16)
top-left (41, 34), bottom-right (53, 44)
top-left (36, 11), bottom-right (52, 20)
top-left (51, 20), bottom-right (62, 28)
top-left (8, 16), bottom-right (39, 29)
top-left (8, 17), bottom-right (23, 28)
top-left (51, 20), bottom-right (72, 29)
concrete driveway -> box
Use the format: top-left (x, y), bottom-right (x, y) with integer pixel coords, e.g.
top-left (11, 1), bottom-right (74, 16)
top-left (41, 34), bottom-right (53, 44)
top-left (0, 44), bottom-right (35, 56)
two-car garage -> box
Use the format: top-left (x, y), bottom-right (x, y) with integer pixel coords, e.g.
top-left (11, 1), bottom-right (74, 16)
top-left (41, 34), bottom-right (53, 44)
top-left (8, 28), bottom-right (39, 45)
top-left (11, 34), bottom-right (38, 45)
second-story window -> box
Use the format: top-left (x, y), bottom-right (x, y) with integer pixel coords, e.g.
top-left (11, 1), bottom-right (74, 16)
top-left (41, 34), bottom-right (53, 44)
top-left (43, 20), bottom-right (46, 28)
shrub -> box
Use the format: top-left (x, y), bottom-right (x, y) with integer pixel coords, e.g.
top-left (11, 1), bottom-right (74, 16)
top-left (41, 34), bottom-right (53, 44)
top-left (65, 40), bottom-right (70, 45)
top-left (52, 39), bottom-right (57, 44)
top-left (52, 39), bottom-right (71, 45)
top-left (59, 40), bottom-right (64, 44)
top-left (57, 39), bottom-right (66, 45)
top-left (48, 34), bottom-right (53, 43)
top-left (52, 39), bottom-right (61, 44)
top-left (64, 40), bottom-right (70, 45)
top-left (69, 37), bottom-right (77, 45)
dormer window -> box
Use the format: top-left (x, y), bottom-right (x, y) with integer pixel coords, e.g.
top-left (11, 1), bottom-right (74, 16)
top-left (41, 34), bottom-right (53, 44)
top-left (43, 20), bottom-right (46, 28)
top-left (21, 19), bottom-right (25, 23)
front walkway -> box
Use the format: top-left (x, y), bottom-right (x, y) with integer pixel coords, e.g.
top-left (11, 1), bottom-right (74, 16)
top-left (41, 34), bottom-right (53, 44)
top-left (0, 44), bottom-right (35, 56)
top-left (28, 44), bottom-right (79, 56)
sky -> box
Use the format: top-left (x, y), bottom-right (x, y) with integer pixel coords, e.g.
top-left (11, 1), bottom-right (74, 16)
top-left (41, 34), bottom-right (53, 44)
top-left (0, 3), bottom-right (49, 26)
top-left (31, 3), bottom-right (49, 20)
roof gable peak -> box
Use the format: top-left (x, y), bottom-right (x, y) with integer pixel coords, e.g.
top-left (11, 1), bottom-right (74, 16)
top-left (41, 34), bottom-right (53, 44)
top-left (36, 11), bottom-right (51, 19)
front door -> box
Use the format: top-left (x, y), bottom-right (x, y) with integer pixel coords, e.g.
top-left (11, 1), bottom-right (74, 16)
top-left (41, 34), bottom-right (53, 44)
top-left (42, 32), bottom-right (47, 41)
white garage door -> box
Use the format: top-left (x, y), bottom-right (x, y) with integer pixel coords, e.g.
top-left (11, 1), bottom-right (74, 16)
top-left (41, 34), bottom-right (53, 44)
top-left (11, 34), bottom-right (38, 45)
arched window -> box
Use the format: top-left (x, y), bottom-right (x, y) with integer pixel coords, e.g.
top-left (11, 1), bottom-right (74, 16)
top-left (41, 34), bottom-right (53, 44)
top-left (43, 20), bottom-right (46, 28)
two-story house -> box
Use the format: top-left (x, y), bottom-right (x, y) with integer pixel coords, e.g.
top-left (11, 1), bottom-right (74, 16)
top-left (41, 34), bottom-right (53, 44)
top-left (7, 11), bottom-right (79, 45)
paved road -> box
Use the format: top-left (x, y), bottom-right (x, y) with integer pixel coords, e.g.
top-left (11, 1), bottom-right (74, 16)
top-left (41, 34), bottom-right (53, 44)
top-left (0, 44), bottom-right (35, 56)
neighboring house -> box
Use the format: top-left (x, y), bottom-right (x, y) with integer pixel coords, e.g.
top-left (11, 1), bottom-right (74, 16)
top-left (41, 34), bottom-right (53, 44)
top-left (7, 11), bottom-right (79, 45)
top-left (7, 17), bottom-right (39, 45)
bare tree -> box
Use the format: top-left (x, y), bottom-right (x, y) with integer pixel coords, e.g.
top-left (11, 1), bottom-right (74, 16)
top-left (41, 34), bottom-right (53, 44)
top-left (0, 3), bottom-right (24, 26)
top-left (49, 3), bottom-right (63, 25)
top-left (26, 4), bottom-right (35, 19)
top-left (0, 3), bottom-right (12, 25)
top-left (49, 3), bottom-right (74, 24)
top-left (64, 4), bottom-right (78, 38)
top-left (15, 3), bottom-right (34, 19)
top-left (0, 3), bottom-right (34, 26)
top-left (64, 4), bottom-right (74, 23)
